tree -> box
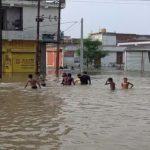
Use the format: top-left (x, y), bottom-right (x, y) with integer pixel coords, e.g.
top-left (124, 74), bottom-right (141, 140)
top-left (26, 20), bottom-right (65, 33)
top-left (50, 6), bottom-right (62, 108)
top-left (77, 38), bottom-right (107, 69)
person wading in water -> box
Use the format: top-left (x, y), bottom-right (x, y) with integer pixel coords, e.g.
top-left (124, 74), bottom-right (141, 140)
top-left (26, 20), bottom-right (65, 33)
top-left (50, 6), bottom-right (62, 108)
top-left (24, 74), bottom-right (41, 89)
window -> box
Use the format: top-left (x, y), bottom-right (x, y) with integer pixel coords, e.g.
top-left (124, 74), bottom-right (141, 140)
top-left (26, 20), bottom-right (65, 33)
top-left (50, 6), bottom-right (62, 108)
top-left (64, 51), bottom-right (74, 57)
top-left (2, 7), bottom-right (23, 31)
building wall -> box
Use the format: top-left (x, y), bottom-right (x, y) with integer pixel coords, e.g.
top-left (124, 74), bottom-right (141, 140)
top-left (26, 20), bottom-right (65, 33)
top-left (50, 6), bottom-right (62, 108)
top-left (63, 44), bottom-right (80, 67)
top-left (2, 40), bottom-right (36, 73)
top-left (3, 6), bottom-right (58, 40)
top-left (101, 52), bottom-right (117, 67)
top-left (90, 34), bottom-right (102, 41)
top-left (46, 47), bottom-right (63, 67)
top-left (125, 51), bottom-right (150, 71)
top-left (102, 35), bottom-right (116, 46)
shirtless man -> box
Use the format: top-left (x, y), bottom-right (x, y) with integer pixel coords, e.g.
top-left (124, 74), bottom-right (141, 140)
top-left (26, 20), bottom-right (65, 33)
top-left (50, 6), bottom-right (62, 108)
top-left (105, 77), bottom-right (115, 90)
top-left (24, 74), bottom-right (41, 89)
top-left (66, 73), bottom-right (75, 85)
top-left (121, 77), bottom-right (134, 89)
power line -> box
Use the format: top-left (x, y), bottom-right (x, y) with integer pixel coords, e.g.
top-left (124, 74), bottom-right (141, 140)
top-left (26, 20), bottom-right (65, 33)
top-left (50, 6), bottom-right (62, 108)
top-left (23, 21), bottom-right (78, 31)
top-left (69, 0), bottom-right (150, 5)
top-left (63, 21), bottom-right (79, 32)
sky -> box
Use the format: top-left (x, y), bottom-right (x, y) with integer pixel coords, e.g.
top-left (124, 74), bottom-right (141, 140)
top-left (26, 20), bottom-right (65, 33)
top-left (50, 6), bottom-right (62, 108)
top-left (61, 0), bottom-right (150, 38)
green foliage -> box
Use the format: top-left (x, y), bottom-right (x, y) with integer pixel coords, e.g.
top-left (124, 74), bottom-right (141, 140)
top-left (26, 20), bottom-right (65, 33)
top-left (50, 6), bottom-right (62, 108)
top-left (76, 37), bottom-right (108, 68)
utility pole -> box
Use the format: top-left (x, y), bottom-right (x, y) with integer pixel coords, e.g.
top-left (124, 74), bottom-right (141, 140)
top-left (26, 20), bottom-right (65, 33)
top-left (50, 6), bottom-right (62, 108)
top-left (80, 18), bottom-right (84, 73)
top-left (55, 0), bottom-right (61, 77)
top-left (0, 0), bottom-right (2, 79)
top-left (35, 0), bottom-right (41, 74)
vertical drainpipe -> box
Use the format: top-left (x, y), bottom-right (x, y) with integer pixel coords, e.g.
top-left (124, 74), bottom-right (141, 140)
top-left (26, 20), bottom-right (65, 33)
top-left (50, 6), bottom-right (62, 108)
top-left (141, 51), bottom-right (144, 73)
top-left (124, 49), bottom-right (127, 71)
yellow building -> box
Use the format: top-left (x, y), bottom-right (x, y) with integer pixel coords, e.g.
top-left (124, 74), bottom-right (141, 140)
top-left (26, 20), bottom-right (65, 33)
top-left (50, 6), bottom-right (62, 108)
top-left (1, 0), bottom-right (66, 74)
top-left (2, 40), bottom-right (36, 73)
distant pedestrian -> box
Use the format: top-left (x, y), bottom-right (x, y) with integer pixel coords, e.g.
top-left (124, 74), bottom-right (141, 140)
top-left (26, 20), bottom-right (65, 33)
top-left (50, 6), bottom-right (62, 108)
top-left (121, 77), bottom-right (134, 89)
top-left (105, 77), bottom-right (115, 90)
top-left (24, 74), bottom-right (41, 89)
top-left (80, 71), bottom-right (91, 85)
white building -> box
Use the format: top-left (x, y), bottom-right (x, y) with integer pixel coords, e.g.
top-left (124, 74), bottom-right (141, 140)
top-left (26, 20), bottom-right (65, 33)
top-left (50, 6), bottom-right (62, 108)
top-left (60, 37), bottom-right (80, 68)
top-left (118, 42), bottom-right (150, 72)
top-left (2, 0), bottom-right (65, 41)
top-left (90, 29), bottom-right (150, 71)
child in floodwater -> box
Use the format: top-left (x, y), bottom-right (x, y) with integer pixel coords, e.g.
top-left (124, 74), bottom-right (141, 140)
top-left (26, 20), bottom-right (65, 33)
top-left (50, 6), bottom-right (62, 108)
top-left (105, 77), bottom-right (115, 90)
top-left (121, 77), bottom-right (134, 89)
top-left (24, 74), bottom-right (41, 89)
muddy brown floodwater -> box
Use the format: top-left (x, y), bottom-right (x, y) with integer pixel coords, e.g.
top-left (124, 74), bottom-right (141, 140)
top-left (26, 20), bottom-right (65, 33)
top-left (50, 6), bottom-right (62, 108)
top-left (0, 71), bottom-right (150, 150)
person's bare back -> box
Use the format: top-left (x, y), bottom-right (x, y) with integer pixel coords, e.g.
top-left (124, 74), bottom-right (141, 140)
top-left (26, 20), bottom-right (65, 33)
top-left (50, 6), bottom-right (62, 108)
top-left (24, 74), bottom-right (41, 89)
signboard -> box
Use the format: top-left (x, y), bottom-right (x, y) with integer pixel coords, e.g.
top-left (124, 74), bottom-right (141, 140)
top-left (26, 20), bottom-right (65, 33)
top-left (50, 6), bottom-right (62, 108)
top-left (12, 53), bottom-right (35, 72)
top-left (64, 51), bottom-right (74, 57)
top-left (42, 34), bottom-right (56, 43)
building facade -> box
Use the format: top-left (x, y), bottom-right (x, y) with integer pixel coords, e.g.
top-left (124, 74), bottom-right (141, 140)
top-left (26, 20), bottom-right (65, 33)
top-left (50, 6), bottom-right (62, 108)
top-left (46, 36), bottom-right (80, 70)
top-left (90, 29), bottom-right (150, 71)
top-left (1, 0), bottom-right (65, 73)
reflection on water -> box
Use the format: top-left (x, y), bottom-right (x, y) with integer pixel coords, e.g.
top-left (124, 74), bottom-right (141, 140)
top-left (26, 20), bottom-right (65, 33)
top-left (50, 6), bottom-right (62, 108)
top-left (1, 71), bottom-right (150, 150)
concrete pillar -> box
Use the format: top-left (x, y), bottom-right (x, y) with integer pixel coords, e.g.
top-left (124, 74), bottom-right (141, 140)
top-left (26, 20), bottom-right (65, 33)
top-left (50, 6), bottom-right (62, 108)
top-left (124, 50), bottom-right (127, 71)
top-left (40, 42), bottom-right (46, 75)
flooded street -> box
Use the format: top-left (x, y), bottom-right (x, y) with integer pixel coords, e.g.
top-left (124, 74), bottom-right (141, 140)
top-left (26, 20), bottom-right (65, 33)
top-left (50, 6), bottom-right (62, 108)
top-left (1, 71), bottom-right (150, 150)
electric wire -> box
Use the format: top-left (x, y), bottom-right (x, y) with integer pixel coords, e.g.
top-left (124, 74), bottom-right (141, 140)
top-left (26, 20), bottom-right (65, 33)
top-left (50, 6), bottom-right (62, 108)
top-left (23, 21), bottom-right (78, 31)
top-left (68, 0), bottom-right (150, 5)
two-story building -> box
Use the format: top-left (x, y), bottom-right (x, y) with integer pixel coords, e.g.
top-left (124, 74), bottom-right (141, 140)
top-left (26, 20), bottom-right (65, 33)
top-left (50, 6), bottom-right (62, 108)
top-left (1, 0), bottom-right (65, 73)
top-left (90, 29), bottom-right (150, 71)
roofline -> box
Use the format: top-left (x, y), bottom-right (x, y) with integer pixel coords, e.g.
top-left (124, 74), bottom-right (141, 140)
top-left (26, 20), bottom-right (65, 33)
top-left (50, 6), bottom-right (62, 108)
top-left (118, 41), bottom-right (150, 46)
top-left (90, 32), bottom-right (150, 37)
top-left (2, 0), bottom-right (66, 8)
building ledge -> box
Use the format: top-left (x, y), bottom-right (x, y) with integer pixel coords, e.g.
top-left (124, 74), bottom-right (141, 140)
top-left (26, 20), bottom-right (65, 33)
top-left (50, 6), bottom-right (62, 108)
top-left (2, 0), bottom-right (66, 8)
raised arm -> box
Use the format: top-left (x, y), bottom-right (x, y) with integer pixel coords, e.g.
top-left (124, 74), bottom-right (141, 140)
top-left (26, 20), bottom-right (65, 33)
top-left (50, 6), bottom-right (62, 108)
top-left (24, 80), bottom-right (29, 88)
top-left (105, 81), bottom-right (110, 85)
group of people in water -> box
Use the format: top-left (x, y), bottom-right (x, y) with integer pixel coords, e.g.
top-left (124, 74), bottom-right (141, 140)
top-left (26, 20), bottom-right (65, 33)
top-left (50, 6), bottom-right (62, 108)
top-left (24, 71), bottom-right (91, 89)
top-left (24, 71), bottom-right (134, 90)
top-left (61, 71), bottom-right (91, 86)
top-left (105, 77), bottom-right (134, 90)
